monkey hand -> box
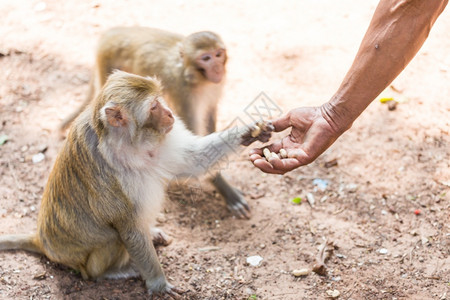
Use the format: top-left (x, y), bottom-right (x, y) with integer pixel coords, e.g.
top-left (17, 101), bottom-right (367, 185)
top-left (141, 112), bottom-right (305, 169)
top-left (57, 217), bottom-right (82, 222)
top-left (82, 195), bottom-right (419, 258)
top-left (240, 121), bottom-right (274, 146)
top-left (147, 279), bottom-right (183, 299)
top-left (249, 106), bottom-right (343, 174)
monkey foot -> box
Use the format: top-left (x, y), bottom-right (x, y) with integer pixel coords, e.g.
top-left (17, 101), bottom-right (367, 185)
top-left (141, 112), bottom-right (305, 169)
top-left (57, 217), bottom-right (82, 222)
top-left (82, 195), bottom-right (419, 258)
top-left (212, 172), bottom-right (252, 219)
top-left (149, 285), bottom-right (184, 300)
top-left (227, 191), bottom-right (251, 219)
top-left (150, 228), bottom-right (172, 246)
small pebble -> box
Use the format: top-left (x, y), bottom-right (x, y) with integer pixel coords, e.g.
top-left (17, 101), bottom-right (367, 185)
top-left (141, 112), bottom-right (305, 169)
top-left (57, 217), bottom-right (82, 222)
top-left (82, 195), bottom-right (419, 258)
top-left (331, 276), bottom-right (341, 282)
top-left (326, 289), bottom-right (340, 298)
top-left (32, 153), bottom-right (45, 164)
top-left (246, 255), bottom-right (263, 267)
top-left (279, 148), bottom-right (287, 158)
top-left (346, 183), bottom-right (358, 193)
top-left (306, 193), bottom-right (315, 207)
top-left (378, 248), bottom-right (388, 255)
top-left (312, 178), bottom-right (328, 191)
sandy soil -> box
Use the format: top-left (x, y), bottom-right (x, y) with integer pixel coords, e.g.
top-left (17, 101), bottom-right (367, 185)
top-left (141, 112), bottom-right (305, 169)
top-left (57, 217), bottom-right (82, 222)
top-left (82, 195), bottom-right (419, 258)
top-left (1, 1), bottom-right (449, 299)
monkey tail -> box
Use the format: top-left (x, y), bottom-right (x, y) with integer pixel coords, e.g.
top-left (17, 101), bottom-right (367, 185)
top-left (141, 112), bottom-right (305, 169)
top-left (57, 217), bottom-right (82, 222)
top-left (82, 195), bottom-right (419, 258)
top-left (0, 233), bottom-right (43, 254)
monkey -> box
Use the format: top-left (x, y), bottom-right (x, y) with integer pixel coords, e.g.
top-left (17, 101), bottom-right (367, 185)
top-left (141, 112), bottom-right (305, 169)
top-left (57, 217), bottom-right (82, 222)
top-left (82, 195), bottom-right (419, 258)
top-left (1, 71), bottom-right (273, 297)
top-left (60, 26), bottom-right (252, 218)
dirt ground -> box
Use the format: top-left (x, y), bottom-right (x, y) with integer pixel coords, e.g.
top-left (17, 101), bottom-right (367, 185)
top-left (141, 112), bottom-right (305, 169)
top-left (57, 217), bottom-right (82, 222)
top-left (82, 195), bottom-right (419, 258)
top-left (1, 1), bottom-right (449, 299)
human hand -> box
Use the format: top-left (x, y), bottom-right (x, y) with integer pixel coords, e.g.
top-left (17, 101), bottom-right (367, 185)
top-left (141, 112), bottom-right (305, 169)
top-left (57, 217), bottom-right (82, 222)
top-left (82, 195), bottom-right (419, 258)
top-left (249, 106), bottom-right (343, 174)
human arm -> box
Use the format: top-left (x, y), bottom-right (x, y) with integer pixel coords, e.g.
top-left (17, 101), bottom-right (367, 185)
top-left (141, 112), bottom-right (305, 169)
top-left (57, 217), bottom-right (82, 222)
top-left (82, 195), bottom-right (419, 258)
top-left (250, 0), bottom-right (448, 174)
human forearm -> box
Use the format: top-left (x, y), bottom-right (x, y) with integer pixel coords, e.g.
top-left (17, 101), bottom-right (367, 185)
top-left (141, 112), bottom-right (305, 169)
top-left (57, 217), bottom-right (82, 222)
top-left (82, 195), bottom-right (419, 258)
top-left (250, 0), bottom-right (447, 174)
top-left (323, 0), bottom-right (448, 132)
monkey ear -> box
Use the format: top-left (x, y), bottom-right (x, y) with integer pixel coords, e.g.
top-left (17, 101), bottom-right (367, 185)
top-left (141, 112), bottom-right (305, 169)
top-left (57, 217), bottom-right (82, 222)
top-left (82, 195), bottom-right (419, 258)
top-left (104, 105), bottom-right (128, 127)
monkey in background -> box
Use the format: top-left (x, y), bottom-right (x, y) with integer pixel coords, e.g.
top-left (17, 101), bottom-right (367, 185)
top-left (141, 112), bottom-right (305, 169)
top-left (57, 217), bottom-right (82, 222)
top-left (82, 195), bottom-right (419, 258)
top-left (1, 71), bottom-right (273, 297)
top-left (60, 27), bottom-right (252, 218)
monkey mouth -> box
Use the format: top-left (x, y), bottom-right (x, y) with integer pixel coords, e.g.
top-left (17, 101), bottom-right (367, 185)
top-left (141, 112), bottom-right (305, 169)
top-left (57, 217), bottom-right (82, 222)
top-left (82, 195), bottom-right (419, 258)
top-left (209, 74), bottom-right (222, 83)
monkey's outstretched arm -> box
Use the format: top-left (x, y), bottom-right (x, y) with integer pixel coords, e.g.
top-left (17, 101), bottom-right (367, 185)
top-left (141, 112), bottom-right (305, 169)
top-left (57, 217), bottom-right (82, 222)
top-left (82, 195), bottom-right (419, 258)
top-left (173, 121), bottom-right (273, 177)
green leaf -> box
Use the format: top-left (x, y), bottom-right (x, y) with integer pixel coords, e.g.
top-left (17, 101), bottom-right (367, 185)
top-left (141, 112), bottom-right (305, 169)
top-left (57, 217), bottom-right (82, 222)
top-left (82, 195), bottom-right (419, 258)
top-left (0, 135), bottom-right (9, 145)
top-left (291, 197), bottom-right (302, 204)
top-left (248, 295), bottom-right (257, 300)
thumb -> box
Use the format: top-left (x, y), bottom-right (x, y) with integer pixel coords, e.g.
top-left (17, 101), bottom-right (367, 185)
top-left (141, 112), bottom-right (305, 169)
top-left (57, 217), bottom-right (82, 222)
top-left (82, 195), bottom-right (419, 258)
top-left (272, 112), bottom-right (291, 132)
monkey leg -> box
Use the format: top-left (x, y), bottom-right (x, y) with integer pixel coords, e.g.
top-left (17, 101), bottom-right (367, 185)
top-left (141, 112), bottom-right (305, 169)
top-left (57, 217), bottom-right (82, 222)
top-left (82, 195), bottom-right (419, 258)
top-left (212, 171), bottom-right (251, 219)
top-left (103, 264), bottom-right (139, 280)
top-left (116, 221), bottom-right (179, 296)
top-left (80, 240), bottom-right (132, 280)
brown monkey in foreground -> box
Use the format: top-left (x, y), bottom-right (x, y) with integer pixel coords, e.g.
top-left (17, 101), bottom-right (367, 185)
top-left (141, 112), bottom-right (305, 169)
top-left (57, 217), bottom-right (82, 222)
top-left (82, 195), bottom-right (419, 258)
top-left (60, 27), bottom-right (252, 218)
top-left (0, 71), bottom-right (273, 297)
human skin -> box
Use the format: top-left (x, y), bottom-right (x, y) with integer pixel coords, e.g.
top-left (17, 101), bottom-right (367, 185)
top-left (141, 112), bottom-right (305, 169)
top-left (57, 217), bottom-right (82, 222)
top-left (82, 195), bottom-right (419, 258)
top-left (250, 0), bottom-right (448, 175)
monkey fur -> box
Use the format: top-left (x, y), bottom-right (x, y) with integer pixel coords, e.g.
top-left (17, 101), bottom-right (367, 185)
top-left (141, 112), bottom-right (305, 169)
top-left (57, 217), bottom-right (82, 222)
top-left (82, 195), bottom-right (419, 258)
top-left (60, 27), bottom-right (257, 218)
top-left (1, 71), bottom-right (273, 296)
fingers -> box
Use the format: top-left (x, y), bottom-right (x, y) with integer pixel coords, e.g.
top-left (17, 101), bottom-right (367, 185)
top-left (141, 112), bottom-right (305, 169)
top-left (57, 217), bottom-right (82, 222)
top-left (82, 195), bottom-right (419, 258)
top-left (272, 113), bottom-right (291, 132)
top-left (250, 149), bottom-right (305, 174)
top-left (251, 157), bottom-right (286, 174)
top-left (269, 157), bottom-right (303, 172)
top-left (262, 120), bottom-right (275, 132)
top-left (249, 141), bottom-right (288, 174)
top-left (249, 140), bottom-right (283, 156)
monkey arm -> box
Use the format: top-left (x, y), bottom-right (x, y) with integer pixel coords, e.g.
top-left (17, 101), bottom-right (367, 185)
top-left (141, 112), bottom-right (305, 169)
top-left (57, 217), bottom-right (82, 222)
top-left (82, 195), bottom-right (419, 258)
top-left (167, 120), bottom-right (273, 177)
top-left (114, 219), bottom-right (173, 294)
top-left (251, 0), bottom-right (447, 174)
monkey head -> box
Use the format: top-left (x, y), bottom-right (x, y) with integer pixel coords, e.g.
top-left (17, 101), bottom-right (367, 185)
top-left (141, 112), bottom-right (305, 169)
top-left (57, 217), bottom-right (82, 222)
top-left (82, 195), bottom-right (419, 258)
top-left (94, 71), bottom-right (174, 144)
top-left (181, 31), bottom-right (227, 85)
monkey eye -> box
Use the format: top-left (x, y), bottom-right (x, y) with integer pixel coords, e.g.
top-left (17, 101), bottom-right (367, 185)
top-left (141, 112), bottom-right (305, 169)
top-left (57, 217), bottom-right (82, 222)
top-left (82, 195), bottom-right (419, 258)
top-left (201, 55), bottom-right (211, 62)
top-left (216, 51), bottom-right (222, 57)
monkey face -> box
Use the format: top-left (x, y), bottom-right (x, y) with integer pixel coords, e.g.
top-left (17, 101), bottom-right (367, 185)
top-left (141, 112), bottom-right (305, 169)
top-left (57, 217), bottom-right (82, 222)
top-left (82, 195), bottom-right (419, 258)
top-left (147, 98), bottom-right (174, 134)
top-left (195, 48), bottom-right (226, 83)
top-left (99, 71), bottom-right (174, 139)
